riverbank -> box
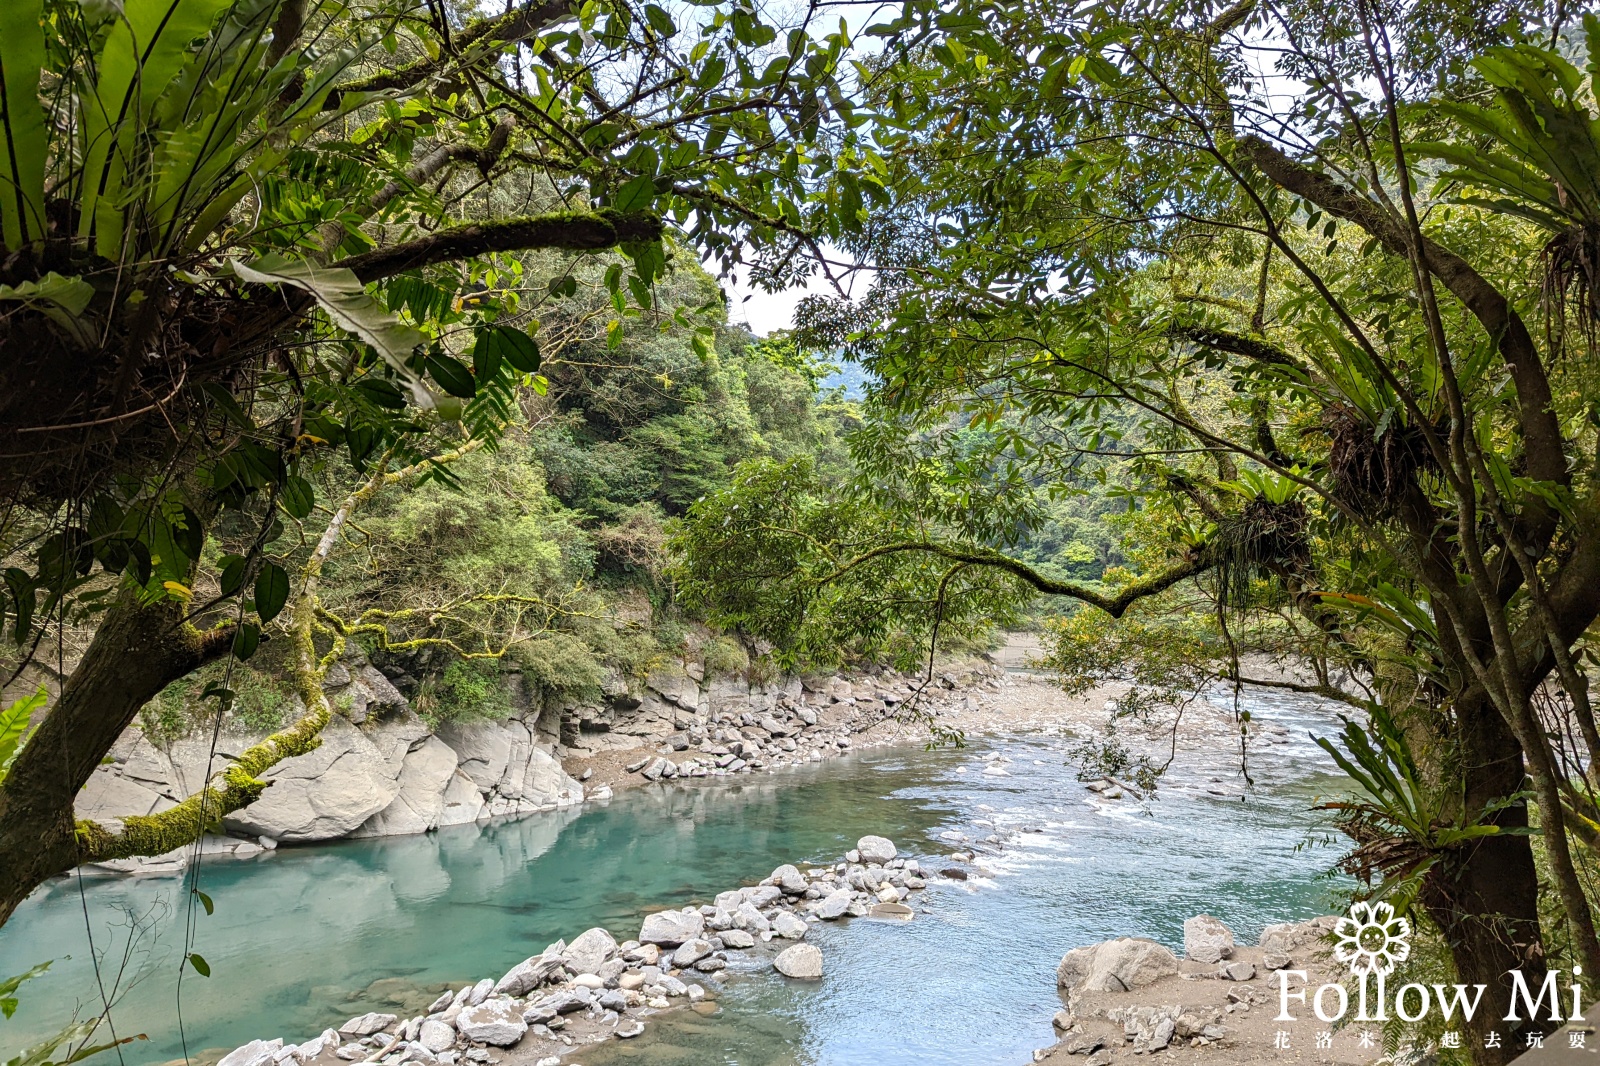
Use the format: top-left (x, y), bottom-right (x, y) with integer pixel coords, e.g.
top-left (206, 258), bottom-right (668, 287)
top-left (211, 835), bottom-right (931, 1066)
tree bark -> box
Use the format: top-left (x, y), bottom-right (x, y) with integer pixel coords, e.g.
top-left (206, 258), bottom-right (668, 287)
top-left (1423, 690), bottom-right (1547, 1065)
top-left (0, 593), bottom-right (235, 926)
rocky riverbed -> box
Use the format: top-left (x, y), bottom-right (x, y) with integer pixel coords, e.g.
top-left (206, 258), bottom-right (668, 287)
top-left (209, 835), bottom-right (931, 1066)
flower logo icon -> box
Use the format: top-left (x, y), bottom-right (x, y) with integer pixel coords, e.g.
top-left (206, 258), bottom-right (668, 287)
top-left (1333, 901), bottom-right (1412, 976)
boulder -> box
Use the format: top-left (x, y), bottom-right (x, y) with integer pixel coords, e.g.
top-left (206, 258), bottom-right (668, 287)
top-left (225, 717), bottom-right (401, 841)
top-left (219, 1040), bottom-right (284, 1066)
top-left (639, 908), bottom-right (706, 946)
top-left (417, 1021), bottom-right (455, 1054)
top-left (773, 943), bottom-right (823, 979)
top-left (771, 912), bottom-right (809, 939)
top-left (355, 737), bottom-right (459, 837)
top-left (339, 1013), bottom-right (397, 1037)
top-left (856, 836), bottom-right (897, 864)
top-left (456, 998), bottom-right (526, 1047)
top-left (1057, 938), bottom-right (1179, 993)
top-left (494, 954), bottom-right (566, 996)
top-left (672, 939), bottom-right (713, 968)
top-left (734, 901), bottom-right (770, 932)
top-left (771, 864), bottom-right (807, 895)
top-left (1222, 960), bottom-right (1257, 982)
top-left (814, 889), bottom-right (853, 920)
top-left (565, 927), bottom-right (618, 975)
top-left (720, 929), bottom-right (755, 949)
top-left (464, 978), bottom-right (494, 1006)
top-left (1184, 914), bottom-right (1235, 964)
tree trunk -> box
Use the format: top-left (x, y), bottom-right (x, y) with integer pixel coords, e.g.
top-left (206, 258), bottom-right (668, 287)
top-left (1423, 693), bottom-right (1547, 1066)
top-left (0, 592), bottom-right (233, 926)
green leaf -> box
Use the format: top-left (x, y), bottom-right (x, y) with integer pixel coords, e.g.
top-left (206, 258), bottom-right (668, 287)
top-left (280, 475), bottom-right (315, 520)
top-left (231, 622), bottom-right (261, 661)
top-left (644, 4), bottom-right (677, 36)
top-left (196, 890), bottom-right (214, 916)
top-left (231, 256), bottom-right (442, 410)
top-left (492, 328), bottom-right (541, 373)
top-left (354, 377), bottom-right (408, 410)
top-left (471, 335), bottom-right (502, 381)
top-left (254, 563), bottom-right (289, 623)
top-left (0, 0), bottom-right (46, 250)
top-left (0, 688), bottom-right (47, 783)
top-left (218, 555), bottom-right (247, 596)
top-left (187, 952), bottom-right (211, 978)
top-left (614, 175), bottom-right (656, 213)
top-left (426, 354), bottom-right (477, 399)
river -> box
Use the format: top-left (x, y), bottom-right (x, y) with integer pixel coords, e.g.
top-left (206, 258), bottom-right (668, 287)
top-left (0, 686), bottom-right (1350, 1066)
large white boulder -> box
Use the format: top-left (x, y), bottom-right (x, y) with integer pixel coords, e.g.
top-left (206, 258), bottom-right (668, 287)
top-left (1184, 915), bottom-right (1235, 964)
top-left (639, 908), bottom-right (706, 946)
top-left (565, 927), bottom-right (619, 975)
top-left (1057, 938), bottom-right (1179, 993)
top-left (856, 836), bottom-right (897, 863)
top-left (224, 717), bottom-right (401, 841)
top-left (355, 737), bottom-right (459, 836)
top-left (456, 997), bottom-right (527, 1046)
top-left (773, 943), bottom-right (823, 979)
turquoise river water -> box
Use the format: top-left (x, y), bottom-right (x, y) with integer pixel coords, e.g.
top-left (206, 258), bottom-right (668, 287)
top-left (1, 687), bottom-right (1350, 1066)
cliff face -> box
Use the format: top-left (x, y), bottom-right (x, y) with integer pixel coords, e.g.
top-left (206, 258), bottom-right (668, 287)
top-left (72, 648), bottom-right (822, 865)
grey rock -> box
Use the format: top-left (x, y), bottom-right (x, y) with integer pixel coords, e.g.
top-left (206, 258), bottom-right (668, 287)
top-left (226, 717), bottom-right (403, 841)
top-left (493, 954), bottom-right (565, 996)
top-left (815, 889), bottom-right (853, 920)
top-left (219, 1040), bottom-right (284, 1066)
top-left (720, 929), bottom-right (755, 949)
top-left (1184, 914), bottom-right (1235, 964)
top-left (672, 938), bottom-right (713, 968)
top-left (773, 943), bottom-right (823, 979)
top-left (856, 836), bottom-right (897, 863)
top-left (417, 1022), bottom-right (455, 1054)
top-left (465, 979), bottom-right (494, 1007)
top-left (616, 1021), bottom-right (645, 1039)
top-left (771, 912), bottom-right (809, 939)
top-left (639, 908), bottom-right (705, 946)
top-left (1262, 951), bottom-right (1292, 971)
top-left (771, 864), bottom-right (807, 895)
top-left (340, 1014), bottom-right (398, 1037)
top-left (456, 998), bottom-right (526, 1047)
top-left (1222, 960), bottom-right (1257, 982)
top-left (734, 901), bottom-right (770, 932)
top-left (1056, 938), bottom-right (1179, 993)
top-left (565, 927), bottom-right (618, 975)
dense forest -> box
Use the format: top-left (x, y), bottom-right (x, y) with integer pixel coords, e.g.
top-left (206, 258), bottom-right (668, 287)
top-left (2, 1), bottom-right (1599, 1064)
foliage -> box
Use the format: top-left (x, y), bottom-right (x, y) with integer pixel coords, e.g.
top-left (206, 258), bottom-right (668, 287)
top-left (0, 689), bottom-right (46, 786)
top-left (419, 658), bottom-right (514, 727)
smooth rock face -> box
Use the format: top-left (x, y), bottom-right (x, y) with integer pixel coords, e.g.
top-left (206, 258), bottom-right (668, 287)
top-left (1057, 938), bottom-right (1179, 993)
top-left (225, 716), bottom-right (405, 841)
top-left (773, 943), bottom-right (824, 979)
top-left (356, 737), bottom-right (459, 836)
top-left (565, 927), bottom-right (619, 975)
top-left (639, 909), bottom-right (706, 946)
top-left (1183, 914), bottom-right (1235, 964)
top-left (455, 998), bottom-right (527, 1046)
top-left (772, 864), bottom-right (807, 895)
top-left (856, 835), bottom-right (897, 864)
top-left (720, 929), bottom-right (755, 949)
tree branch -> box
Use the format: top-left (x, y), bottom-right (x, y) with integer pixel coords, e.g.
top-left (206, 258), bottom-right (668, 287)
top-left (337, 210), bottom-right (663, 282)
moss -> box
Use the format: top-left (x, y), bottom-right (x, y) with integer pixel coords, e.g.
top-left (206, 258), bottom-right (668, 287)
top-left (701, 636), bottom-right (749, 678)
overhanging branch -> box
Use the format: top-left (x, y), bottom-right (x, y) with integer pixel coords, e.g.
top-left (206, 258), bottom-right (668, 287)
top-left (338, 210), bottom-right (663, 282)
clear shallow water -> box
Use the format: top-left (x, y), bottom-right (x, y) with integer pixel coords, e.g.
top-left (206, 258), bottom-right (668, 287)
top-left (1, 688), bottom-right (1350, 1066)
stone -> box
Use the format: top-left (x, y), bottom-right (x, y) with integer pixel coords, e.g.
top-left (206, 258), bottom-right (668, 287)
top-left (624, 757), bottom-right (649, 773)
top-left (875, 883), bottom-right (901, 903)
top-left (427, 992), bottom-right (454, 1013)
top-left (773, 943), bottom-right (823, 979)
top-left (356, 737), bottom-right (459, 837)
top-left (340, 1013), bottom-right (398, 1037)
top-left (720, 929), bottom-right (756, 949)
top-left (226, 717), bottom-right (403, 841)
top-left (1056, 938), bottom-right (1179, 993)
top-left (597, 989), bottom-right (628, 1013)
top-left (639, 908), bottom-right (705, 946)
top-left (572, 973), bottom-right (604, 990)
top-left (1183, 914), bottom-right (1235, 964)
top-left (856, 836), bottom-right (897, 863)
top-left (1222, 960), bottom-right (1256, 982)
top-left (465, 978), bottom-right (494, 1007)
top-left (734, 901), bottom-right (770, 932)
top-left (867, 903), bottom-right (913, 920)
top-left (1262, 951), bottom-right (1292, 971)
top-left (616, 1021), bottom-right (646, 1039)
top-left (772, 864), bottom-right (808, 895)
top-left (1060, 1033), bottom-right (1103, 1055)
top-left (1051, 1009), bottom-right (1075, 1031)
top-left (219, 1040), bottom-right (284, 1066)
top-left (940, 867), bottom-right (968, 880)
top-left (619, 973), bottom-right (646, 991)
top-left (815, 889), bottom-right (853, 920)
top-left (672, 939), bottom-right (713, 967)
top-left (455, 998), bottom-right (526, 1047)
top-left (565, 927), bottom-right (619, 975)
top-left (771, 912), bottom-right (809, 939)
top-left (494, 955), bottom-right (565, 996)
top-left (417, 1022), bottom-right (455, 1054)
